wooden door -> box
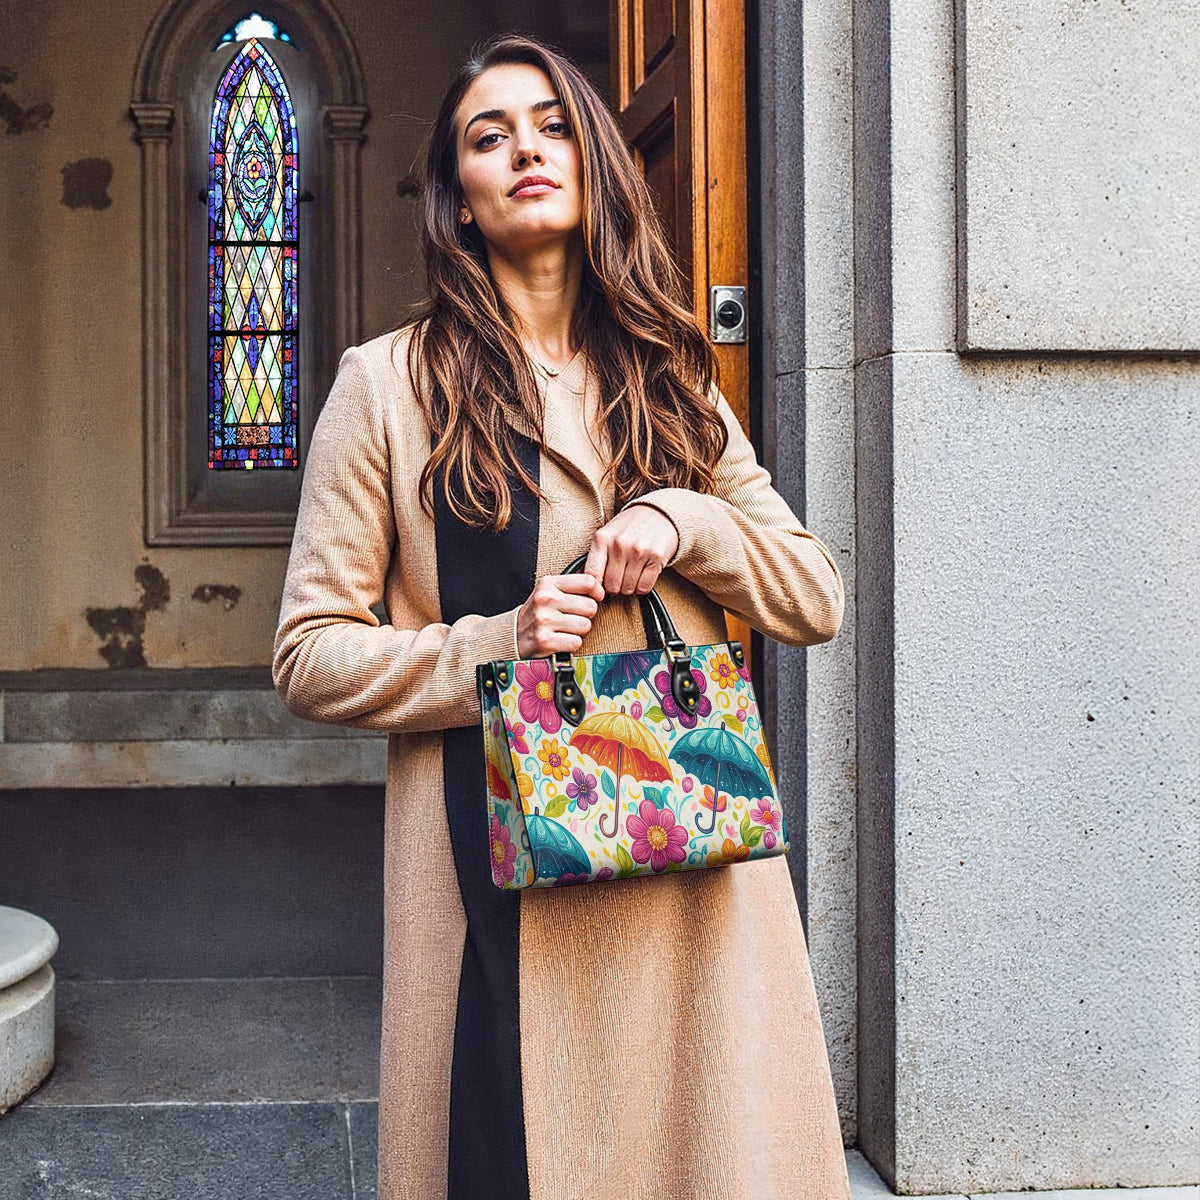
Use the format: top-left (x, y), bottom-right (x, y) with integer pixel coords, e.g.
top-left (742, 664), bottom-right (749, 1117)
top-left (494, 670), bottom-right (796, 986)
top-left (609, 0), bottom-right (750, 430)
top-left (610, 0), bottom-right (753, 647)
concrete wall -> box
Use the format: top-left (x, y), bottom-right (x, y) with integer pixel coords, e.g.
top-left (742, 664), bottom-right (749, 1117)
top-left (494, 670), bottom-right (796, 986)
top-left (846, 0), bottom-right (1200, 1190)
top-left (757, 0), bottom-right (861, 1145)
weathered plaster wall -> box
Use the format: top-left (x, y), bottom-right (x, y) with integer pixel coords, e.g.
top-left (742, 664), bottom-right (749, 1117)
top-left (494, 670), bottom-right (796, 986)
top-left (0, 0), bottom-right (480, 670)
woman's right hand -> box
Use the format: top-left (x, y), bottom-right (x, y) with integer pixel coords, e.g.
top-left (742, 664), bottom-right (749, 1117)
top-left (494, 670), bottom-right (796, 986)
top-left (516, 572), bottom-right (605, 657)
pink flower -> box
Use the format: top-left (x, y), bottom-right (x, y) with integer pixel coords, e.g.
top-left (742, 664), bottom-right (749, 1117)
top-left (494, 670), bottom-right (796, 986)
top-left (627, 799), bottom-right (689, 872)
top-left (751, 797), bottom-right (782, 850)
top-left (552, 868), bottom-right (609, 888)
top-left (515, 659), bottom-right (561, 735)
top-left (489, 815), bottom-right (517, 886)
top-left (510, 722), bottom-right (530, 755)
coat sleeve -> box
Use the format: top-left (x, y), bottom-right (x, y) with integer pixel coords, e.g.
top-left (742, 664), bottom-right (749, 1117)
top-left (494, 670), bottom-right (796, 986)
top-left (622, 389), bottom-right (844, 647)
top-left (272, 346), bottom-right (521, 733)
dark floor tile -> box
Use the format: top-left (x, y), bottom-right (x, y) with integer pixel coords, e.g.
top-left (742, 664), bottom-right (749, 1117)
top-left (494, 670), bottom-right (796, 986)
top-left (348, 1101), bottom-right (379, 1200)
top-left (0, 1102), bottom-right (352, 1200)
top-left (27, 978), bottom-right (381, 1106)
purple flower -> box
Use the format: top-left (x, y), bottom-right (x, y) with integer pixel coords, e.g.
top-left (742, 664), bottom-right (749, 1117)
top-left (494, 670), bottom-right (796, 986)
top-left (653, 668), bottom-right (712, 729)
top-left (565, 766), bottom-right (598, 812)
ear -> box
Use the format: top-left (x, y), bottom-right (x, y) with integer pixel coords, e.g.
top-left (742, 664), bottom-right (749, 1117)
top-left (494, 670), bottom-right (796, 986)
top-left (459, 206), bottom-right (473, 225)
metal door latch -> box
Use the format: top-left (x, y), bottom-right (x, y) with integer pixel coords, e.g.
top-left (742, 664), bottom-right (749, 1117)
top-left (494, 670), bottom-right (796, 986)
top-left (709, 285), bottom-right (748, 344)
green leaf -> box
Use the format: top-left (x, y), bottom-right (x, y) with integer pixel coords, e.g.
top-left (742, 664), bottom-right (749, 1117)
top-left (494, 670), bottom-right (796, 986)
top-left (494, 802), bottom-right (509, 825)
top-left (724, 714), bottom-right (745, 734)
top-left (615, 843), bottom-right (637, 878)
top-left (745, 824), bottom-right (765, 849)
top-left (574, 658), bottom-right (587, 684)
top-left (646, 705), bottom-right (666, 723)
top-left (544, 793), bottom-right (569, 819)
top-left (601, 772), bottom-right (617, 800)
top-left (643, 785), bottom-right (666, 809)
top-left (739, 813), bottom-right (753, 845)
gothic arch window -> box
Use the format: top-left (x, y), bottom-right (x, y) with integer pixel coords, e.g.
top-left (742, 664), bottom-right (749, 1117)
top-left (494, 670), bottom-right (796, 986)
top-left (131, 1), bottom-right (366, 545)
top-left (208, 38), bottom-right (299, 471)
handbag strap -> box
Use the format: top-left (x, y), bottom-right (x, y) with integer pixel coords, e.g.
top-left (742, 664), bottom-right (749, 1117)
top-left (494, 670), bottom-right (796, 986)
top-left (548, 553), bottom-right (702, 728)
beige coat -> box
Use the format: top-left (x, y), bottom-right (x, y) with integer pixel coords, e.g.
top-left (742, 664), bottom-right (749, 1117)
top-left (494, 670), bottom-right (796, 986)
top-left (273, 326), bottom-right (852, 1200)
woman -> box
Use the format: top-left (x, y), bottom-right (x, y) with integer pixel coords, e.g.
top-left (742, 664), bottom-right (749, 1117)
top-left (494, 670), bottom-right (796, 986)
top-left (273, 33), bottom-right (851, 1200)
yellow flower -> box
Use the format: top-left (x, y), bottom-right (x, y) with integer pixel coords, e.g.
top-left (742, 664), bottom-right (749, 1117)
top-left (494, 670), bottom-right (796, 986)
top-left (511, 765), bottom-right (534, 800)
top-left (707, 837), bottom-right (751, 867)
top-left (755, 740), bottom-right (777, 785)
top-left (537, 740), bottom-right (570, 781)
top-left (709, 651), bottom-right (738, 689)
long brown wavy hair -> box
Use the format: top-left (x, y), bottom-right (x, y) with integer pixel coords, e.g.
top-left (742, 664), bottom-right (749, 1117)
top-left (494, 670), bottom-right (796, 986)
top-left (403, 33), bottom-right (728, 531)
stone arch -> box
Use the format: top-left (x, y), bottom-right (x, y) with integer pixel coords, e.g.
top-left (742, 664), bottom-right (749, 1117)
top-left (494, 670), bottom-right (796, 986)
top-left (130, 0), bottom-right (368, 545)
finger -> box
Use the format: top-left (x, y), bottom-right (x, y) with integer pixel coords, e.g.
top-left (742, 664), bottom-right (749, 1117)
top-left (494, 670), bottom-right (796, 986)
top-left (542, 630), bottom-right (586, 653)
top-left (548, 612), bottom-right (593, 637)
top-left (553, 572), bottom-right (604, 598)
top-left (633, 559), bottom-right (662, 596)
top-left (602, 545), bottom-right (627, 596)
top-left (552, 591), bottom-right (600, 618)
top-left (617, 550), bottom-right (646, 596)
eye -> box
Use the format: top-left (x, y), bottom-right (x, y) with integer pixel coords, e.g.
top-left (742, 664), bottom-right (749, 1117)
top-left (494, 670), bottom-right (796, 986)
top-left (543, 119), bottom-right (570, 136)
top-left (474, 131), bottom-right (504, 149)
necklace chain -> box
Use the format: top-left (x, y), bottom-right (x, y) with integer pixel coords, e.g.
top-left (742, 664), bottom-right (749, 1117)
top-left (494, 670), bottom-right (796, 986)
top-left (525, 344), bottom-right (573, 378)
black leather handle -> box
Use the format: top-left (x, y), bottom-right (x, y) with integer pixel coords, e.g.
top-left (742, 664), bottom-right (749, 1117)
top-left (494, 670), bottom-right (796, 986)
top-left (550, 553), bottom-right (701, 727)
top-left (559, 553), bottom-right (685, 656)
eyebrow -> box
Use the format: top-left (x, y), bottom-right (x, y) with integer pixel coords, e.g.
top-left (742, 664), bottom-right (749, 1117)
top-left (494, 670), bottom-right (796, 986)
top-left (462, 97), bottom-right (563, 140)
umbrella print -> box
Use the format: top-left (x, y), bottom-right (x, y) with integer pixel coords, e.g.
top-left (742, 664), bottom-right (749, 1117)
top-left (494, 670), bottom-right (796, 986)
top-left (569, 707), bottom-right (672, 839)
top-left (670, 720), bottom-right (775, 835)
top-left (526, 812), bottom-right (592, 880)
top-left (591, 652), bottom-right (658, 699)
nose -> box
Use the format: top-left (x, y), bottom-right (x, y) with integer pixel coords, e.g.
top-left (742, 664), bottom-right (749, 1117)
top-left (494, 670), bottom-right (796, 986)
top-left (511, 123), bottom-right (545, 168)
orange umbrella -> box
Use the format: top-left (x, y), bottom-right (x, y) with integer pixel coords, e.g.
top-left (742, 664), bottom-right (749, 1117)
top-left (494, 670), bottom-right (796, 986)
top-left (569, 708), bottom-right (672, 838)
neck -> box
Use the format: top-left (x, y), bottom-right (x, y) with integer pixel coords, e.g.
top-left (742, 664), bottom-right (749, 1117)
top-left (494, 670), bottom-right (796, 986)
top-left (485, 236), bottom-right (585, 369)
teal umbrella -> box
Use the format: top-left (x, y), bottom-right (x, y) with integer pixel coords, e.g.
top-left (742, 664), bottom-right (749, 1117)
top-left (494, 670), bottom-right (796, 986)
top-left (525, 813), bottom-right (591, 880)
top-left (591, 652), bottom-right (658, 699)
top-left (670, 721), bottom-right (775, 835)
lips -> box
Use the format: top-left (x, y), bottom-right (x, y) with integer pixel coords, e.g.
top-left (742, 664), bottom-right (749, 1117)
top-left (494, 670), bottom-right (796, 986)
top-left (509, 174), bottom-right (558, 197)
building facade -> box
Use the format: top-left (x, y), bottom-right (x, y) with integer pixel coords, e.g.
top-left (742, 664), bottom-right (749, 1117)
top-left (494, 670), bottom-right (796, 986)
top-left (1, 0), bottom-right (1196, 1192)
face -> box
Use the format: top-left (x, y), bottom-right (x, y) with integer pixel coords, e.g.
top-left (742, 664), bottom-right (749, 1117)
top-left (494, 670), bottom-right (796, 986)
top-left (454, 62), bottom-right (583, 255)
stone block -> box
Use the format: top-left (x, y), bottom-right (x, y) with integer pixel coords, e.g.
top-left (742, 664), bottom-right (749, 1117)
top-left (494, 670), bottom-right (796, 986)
top-left (877, 351), bottom-right (1200, 1190)
top-left (958, 0), bottom-right (1200, 349)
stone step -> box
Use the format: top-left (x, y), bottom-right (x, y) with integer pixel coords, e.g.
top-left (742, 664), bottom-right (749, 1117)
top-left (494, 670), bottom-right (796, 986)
top-left (0, 1100), bottom-right (378, 1200)
top-left (0, 975), bottom-right (382, 1199)
top-left (24, 976), bottom-right (381, 1107)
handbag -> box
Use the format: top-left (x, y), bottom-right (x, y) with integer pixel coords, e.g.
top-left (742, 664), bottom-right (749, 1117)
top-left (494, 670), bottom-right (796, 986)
top-left (477, 555), bottom-right (789, 889)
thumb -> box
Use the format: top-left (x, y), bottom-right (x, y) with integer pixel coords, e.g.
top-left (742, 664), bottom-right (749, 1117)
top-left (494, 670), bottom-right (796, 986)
top-left (582, 542), bottom-right (607, 598)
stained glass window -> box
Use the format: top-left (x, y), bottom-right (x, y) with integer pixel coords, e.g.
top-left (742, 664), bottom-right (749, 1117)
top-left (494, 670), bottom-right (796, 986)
top-left (208, 39), bottom-right (298, 470)
top-left (217, 13), bottom-right (293, 45)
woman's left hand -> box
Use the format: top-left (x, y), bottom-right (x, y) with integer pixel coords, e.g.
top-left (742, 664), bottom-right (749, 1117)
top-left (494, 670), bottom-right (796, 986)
top-left (583, 505), bottom-right (680, 597)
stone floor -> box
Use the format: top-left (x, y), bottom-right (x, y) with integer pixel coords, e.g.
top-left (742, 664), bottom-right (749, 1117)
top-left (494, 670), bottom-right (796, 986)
top-left (2, 977), bottom-right (1195, 1200)
top-left (847, 1149), bottom-right (1200, 1200)
top-left (0, 976), bottom-right (381, 1200)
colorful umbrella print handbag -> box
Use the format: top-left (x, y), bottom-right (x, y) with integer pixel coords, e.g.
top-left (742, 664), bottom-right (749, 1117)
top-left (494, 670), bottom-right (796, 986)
top-left (477, 555), bottom-right (789, 889)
